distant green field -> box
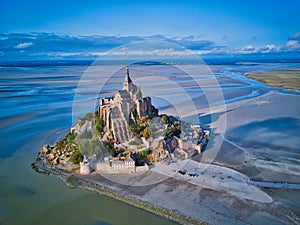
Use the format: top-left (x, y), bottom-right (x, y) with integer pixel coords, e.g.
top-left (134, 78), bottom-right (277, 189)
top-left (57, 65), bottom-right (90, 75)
top-left (246, 68), bottom-right (300, 91)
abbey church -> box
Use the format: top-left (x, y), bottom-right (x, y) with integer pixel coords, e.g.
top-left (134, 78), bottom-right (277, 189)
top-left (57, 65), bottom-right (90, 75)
top-left (98, 66), bottom-right (153, 142)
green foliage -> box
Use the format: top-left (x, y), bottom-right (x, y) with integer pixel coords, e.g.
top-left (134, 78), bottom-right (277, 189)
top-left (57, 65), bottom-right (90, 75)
top-left (141, 127), bottom-right (151, 139)
top-left (130, 117), bottom-right (151, 139)
top-left (66, 131), bottom-right (76, 143)
top-left (139, 116), bottom-right (148, 125)
top-left (139, 149), bottom-right (151, 159)
top-left (164, 117), bottom-right (181, 139)
top-left (96, 119), bottom-right (105, 134)
top-left (91, 127), bottom-right (100, 140)
top-left (129, 124), bottom-right (142, 137)
top-left (77, 139), bottom-right (107, 158)
top-left (173, 120), bottom-right (180, 126)
top-left (70, 149), bottom-right (83, 164)
top-left (103, 141), bottom-right (116, 157)
top-left (161, 115), bottom-right (169, 124)
top-left (56, 131), bottom-right (75, 151)
top-left (103, 141), bottom-right (114, 151)
top-left (165, 127), bottom-right (174, 139)
top-left (120, 152), bottom-right (129, 158)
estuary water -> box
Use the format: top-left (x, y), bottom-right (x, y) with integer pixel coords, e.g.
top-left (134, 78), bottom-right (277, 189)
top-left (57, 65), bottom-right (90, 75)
top-left (0, 62), bottom-right (299, 225)
top-left (0, 65), bottom-right (177, 225)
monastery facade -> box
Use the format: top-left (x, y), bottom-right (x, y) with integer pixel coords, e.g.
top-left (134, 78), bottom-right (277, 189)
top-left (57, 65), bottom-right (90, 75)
top-left (98, 66), bottom-right (152, 142)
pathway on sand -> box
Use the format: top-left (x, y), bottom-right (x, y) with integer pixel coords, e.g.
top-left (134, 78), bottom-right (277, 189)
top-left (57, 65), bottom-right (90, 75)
top-left (246, 180), bottom-right (300, 190)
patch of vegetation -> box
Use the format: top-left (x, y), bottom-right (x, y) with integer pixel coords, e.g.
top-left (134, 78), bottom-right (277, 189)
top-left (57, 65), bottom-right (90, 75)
top-left (95, 119), bottom-right (105, 134)
top-left (103, 141), bottom-right (116, 157)
top-left (129, 115), bottom-right (152, 139)
top-left (66, 131), bottom-right (76, 143)
top-left (161, 115), bottom-right (169, 124)
top-left (141, 127), bottom-right (151, 139)
top-left (94, 110), bottom-right (105, 134)
top-left (77, 139), bottom-right (107, 159)
top-left (55, 131), bottom-right (77, 152)
top-left (164, 117), bottom-right (181, 140)
top-left (70, 149), bottom-right (83, 164)
top-left (129, 124), bottom-right (143, 138)
top-left (246, 68), bottom-right (300, 91)
top-left (119, 152), bottom-right (129, 158)
top-left (139, 149), bottom-right (151, 160)
top-left (129, 110), bottom-right (181, 141)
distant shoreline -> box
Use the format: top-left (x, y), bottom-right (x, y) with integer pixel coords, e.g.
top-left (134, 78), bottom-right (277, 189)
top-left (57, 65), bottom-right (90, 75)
top-left (246, 67), bottom-right (300, 91)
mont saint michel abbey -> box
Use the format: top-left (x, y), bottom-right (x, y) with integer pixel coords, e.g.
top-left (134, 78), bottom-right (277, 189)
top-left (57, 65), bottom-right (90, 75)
top-left (98, 66), bottom-right (152, 142)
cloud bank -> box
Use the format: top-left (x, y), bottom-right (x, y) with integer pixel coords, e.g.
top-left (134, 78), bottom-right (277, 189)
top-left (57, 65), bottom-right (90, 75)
top-left (0, 32), bottom-right (299, 61)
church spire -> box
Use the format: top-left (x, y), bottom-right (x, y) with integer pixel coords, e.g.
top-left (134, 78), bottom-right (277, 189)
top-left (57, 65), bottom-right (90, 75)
top-left (124, 65), bottom-right (132, 83)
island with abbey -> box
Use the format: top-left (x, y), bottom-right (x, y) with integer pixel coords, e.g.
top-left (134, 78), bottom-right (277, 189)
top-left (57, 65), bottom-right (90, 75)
top-left (35, 66), bottom-right (210, 175)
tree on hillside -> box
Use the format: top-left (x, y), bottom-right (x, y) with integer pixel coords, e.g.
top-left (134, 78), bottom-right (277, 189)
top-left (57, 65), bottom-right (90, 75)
top-left (141, 127), bottom-right (151, 139)
top-left (70, 149), bottom-right (83, 164)
top-left (161, 115), bottom-right (169, 124)
top-left (96, 119), bottom-right (105, 134)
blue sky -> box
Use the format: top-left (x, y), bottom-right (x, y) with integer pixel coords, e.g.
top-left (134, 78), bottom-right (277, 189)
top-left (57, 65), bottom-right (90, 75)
top-left (1, 0), bottom-right (300, 60)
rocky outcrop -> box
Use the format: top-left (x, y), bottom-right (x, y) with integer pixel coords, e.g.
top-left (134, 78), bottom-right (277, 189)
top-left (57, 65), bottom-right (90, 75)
top-left (40, 144), bottom-right (51, 155)
top-left (39, 143), bottom-right (77, 165)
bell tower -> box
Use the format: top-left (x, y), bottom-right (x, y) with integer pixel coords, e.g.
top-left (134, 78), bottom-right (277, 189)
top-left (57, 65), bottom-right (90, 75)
top-left (123, 65), bottom-right (132, 92)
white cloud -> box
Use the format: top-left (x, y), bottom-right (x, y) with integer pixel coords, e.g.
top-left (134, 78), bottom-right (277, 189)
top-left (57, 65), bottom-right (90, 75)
top-left (15, 42), bottom-right (33, 49)
top-left (240, 45), bottom-right (256, 53)
top-left (41, 48), bottom-right (214, 58)
top-left (289, 32), bottom-right (300, 40)
top-left (285, 40), bottom-right (300, 50)
top-left (260, 44), bottom-right (280, 53)
top-left (236, 44), bottom-right (280, 54)
top-left (98, 48), bottom-right (195, 57)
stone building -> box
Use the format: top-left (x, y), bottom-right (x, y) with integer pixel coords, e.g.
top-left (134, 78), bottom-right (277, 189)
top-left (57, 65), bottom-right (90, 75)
top-left (111, 156), bottom-right (135, 170)
top-left (98, 66), bottom-right (153, 142)
top-left (95, 153), bottom-right (147, 174)
top-left (80, 155), bottom-right (92, 175)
